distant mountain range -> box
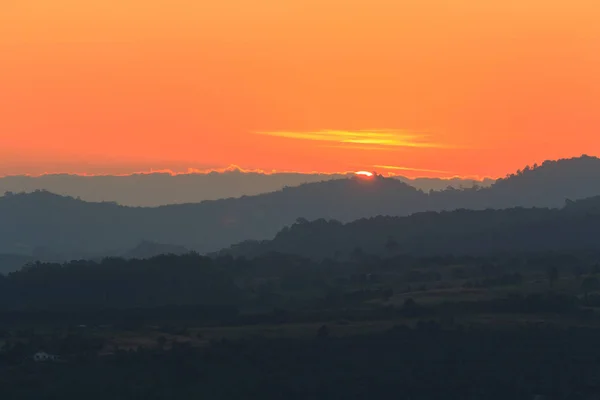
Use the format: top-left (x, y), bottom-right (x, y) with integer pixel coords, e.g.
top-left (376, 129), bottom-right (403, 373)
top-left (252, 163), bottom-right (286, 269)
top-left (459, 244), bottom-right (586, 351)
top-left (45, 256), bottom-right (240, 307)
top-left (0, 155), bottom-right (598, 261)
top-left (119, 241), bottom-right (190, 260)
top-left (0, 169), bottom-right (493, 207)
top-left (0, 254), bottom-right (34, 275)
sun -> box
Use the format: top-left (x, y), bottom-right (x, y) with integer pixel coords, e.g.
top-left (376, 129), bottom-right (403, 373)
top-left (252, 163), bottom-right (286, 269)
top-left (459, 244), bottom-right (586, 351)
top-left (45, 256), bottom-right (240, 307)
top-left (355, 171), bottom-right (374, 177)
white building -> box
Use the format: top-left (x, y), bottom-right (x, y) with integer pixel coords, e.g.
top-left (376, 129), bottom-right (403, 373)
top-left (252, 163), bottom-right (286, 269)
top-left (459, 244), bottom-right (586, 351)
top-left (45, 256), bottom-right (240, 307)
top-left (33, 351), bottom-right (60, 362)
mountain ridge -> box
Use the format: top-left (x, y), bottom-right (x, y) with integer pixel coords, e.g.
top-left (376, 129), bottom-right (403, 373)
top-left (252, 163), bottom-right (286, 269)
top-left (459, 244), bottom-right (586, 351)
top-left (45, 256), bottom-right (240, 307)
top-left (1, 155), bottom-right (598, 260)
top-left (218, 195), bottom-right (600, 260)
top-left (0, 170), bottom-right (493, 207)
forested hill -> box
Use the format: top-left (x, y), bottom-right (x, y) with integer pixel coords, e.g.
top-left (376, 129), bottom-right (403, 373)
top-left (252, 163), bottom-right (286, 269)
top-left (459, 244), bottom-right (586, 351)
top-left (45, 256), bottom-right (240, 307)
top-left (219, 195), bottom-right (600, 260)
top-left (0, 178), bottom-right (424, 259)
top-left (428, 155), bottom-right (600, 210)
top-left (0, 254), bottom-right (34, 275)
top-left (1, 155), bottom-right (600, 260)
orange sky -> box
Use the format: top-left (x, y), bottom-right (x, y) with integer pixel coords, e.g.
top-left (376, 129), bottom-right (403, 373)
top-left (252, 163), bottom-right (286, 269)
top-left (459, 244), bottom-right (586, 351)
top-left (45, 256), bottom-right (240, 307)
top-left (1, 0), bottom-right (599, 178)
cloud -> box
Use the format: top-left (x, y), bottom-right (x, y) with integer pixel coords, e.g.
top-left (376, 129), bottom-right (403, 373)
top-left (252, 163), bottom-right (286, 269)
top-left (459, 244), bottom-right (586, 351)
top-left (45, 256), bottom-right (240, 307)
top-left (255, 129), bottom-right (450, 149)
top-left (10, 164), bottom-right (355, 179)
top-left (320, 145), bottom-right (395, 152)
top-left (373, 164), bottom-right (452, 174)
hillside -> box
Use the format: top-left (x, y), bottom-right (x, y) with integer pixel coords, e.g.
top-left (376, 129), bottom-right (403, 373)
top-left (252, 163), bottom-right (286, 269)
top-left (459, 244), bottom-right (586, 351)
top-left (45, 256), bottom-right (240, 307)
top-left (0, 170), bottom-right (345, 207)
top-left (429, 155), bottom-right (600, 210)
top-left (120, 241), bottom-right (190, 260)
top-left (1, 155), bottom-right (600, 260)
top-left (0, 254), bottom-right (34, 275)
top-left (0, 178), bottom-right (424, 259)
top-left (219, 195), bottom-right (600, 259)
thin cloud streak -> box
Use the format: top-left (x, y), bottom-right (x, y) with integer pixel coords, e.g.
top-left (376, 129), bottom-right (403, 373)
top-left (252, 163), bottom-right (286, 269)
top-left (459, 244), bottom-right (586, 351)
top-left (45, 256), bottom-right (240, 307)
top-left (255, 129), bottom-right (451, 149)
top-left (374, 164), bottom-right (452, 174)
top-left (320, 145), bottom-right (395, 152)
top-left (4, 165), bottom-right (361, 179)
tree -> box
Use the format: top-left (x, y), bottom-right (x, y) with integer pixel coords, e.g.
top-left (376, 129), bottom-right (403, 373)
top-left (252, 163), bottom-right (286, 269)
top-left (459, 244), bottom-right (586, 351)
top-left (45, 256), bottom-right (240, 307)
top-left (572, 265), bottom-right (584, 279)
top-left (317, 325), bottom-right (329, 339)
top-left (581, 276), bottom-right (600, 303)
top-left (403, 297), bottom-right (421, 317)
top-left (385, 237), bottom-right (399, 254)
top-left (351, 246), bottom-right (364, 263)
top-left (547, 266), bottom-right (558, 288)
top-left (404, 298), bottom-right (416, 308)
top-left (156, 336), bottom-right (167, 350)
top-left (382, 288), bottom-right (394, 302)
top-left (451, 268), bottom-right (468, 280)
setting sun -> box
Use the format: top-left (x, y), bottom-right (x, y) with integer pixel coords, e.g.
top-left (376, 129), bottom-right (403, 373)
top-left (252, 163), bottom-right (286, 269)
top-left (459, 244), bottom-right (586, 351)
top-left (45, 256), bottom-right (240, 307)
top-left (355, 171), bottom-right (374, 177)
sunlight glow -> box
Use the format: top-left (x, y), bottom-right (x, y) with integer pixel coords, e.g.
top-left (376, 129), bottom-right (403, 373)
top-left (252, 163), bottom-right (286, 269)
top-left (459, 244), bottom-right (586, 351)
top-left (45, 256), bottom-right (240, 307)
top-left (355, 171), bottom-right (374, 177)
top-left (373, 165), bottom-right (451, 174)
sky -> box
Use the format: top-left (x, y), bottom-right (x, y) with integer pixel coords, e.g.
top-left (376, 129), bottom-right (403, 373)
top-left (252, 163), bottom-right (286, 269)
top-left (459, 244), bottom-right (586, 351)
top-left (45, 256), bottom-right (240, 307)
top-left (1, 0), bottom-right (599, 178)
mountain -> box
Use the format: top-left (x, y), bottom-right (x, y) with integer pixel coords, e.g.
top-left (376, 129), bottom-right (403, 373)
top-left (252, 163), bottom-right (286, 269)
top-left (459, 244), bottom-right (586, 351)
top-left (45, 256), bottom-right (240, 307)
top-left (218, 195), bottom-right (600, 260)
top-left (1, 155), bottom-right (599, 260)
top-left (120, 241), bottom-right (190, 259)
top-left (0, 177), bottom-right (424, 259)
top-left (0, 254), bottom-right (34, 274)
top-left (0, 254), bottom-right (242, 310)
top-left (396, 176), bottom-right (494, 192)
top-left (0, 170), bottom-right (344, 207)
top-left (428, 155), bottom-right (600, 210)
top-left (0, 169), bottom-right (491, 207)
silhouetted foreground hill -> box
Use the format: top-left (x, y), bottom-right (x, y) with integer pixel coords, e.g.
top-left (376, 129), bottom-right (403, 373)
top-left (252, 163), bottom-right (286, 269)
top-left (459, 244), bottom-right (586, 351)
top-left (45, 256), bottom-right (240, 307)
top-left (5, 252), bottom-right (600, 399)
top-left (0, 254), bottom-right (242, 310)
top-left (1, 156), bottom-right (599, 260)
top-left (220, 195), bottom-right (600, 259)
top-left (0, 242), bottom-right (189, 275)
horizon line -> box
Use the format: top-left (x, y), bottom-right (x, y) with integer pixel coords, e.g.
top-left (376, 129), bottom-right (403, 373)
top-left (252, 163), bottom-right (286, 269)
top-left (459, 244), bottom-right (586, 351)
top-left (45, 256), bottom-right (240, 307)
top-left (0, 164), bottom-right (497, 182)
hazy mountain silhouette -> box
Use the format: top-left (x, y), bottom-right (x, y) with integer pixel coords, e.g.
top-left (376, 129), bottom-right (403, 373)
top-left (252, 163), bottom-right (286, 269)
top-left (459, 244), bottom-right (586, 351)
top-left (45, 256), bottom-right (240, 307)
top-left (120, 241), bottom-right (190, 259)
top-left (0, 178), bottom-right (425, 259)
top-left (219, 195), bottom-right (600, 260)
top-left (396, 176), bottom-right (494, 192)
top-left (0, 169), bottom-right (492, 207)
top-left (1, 156), bottom-right (598, 260)
top-left (0, 253), bottom-right (34, 274)
top-left (427, 155), bottom-right (600, 210)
